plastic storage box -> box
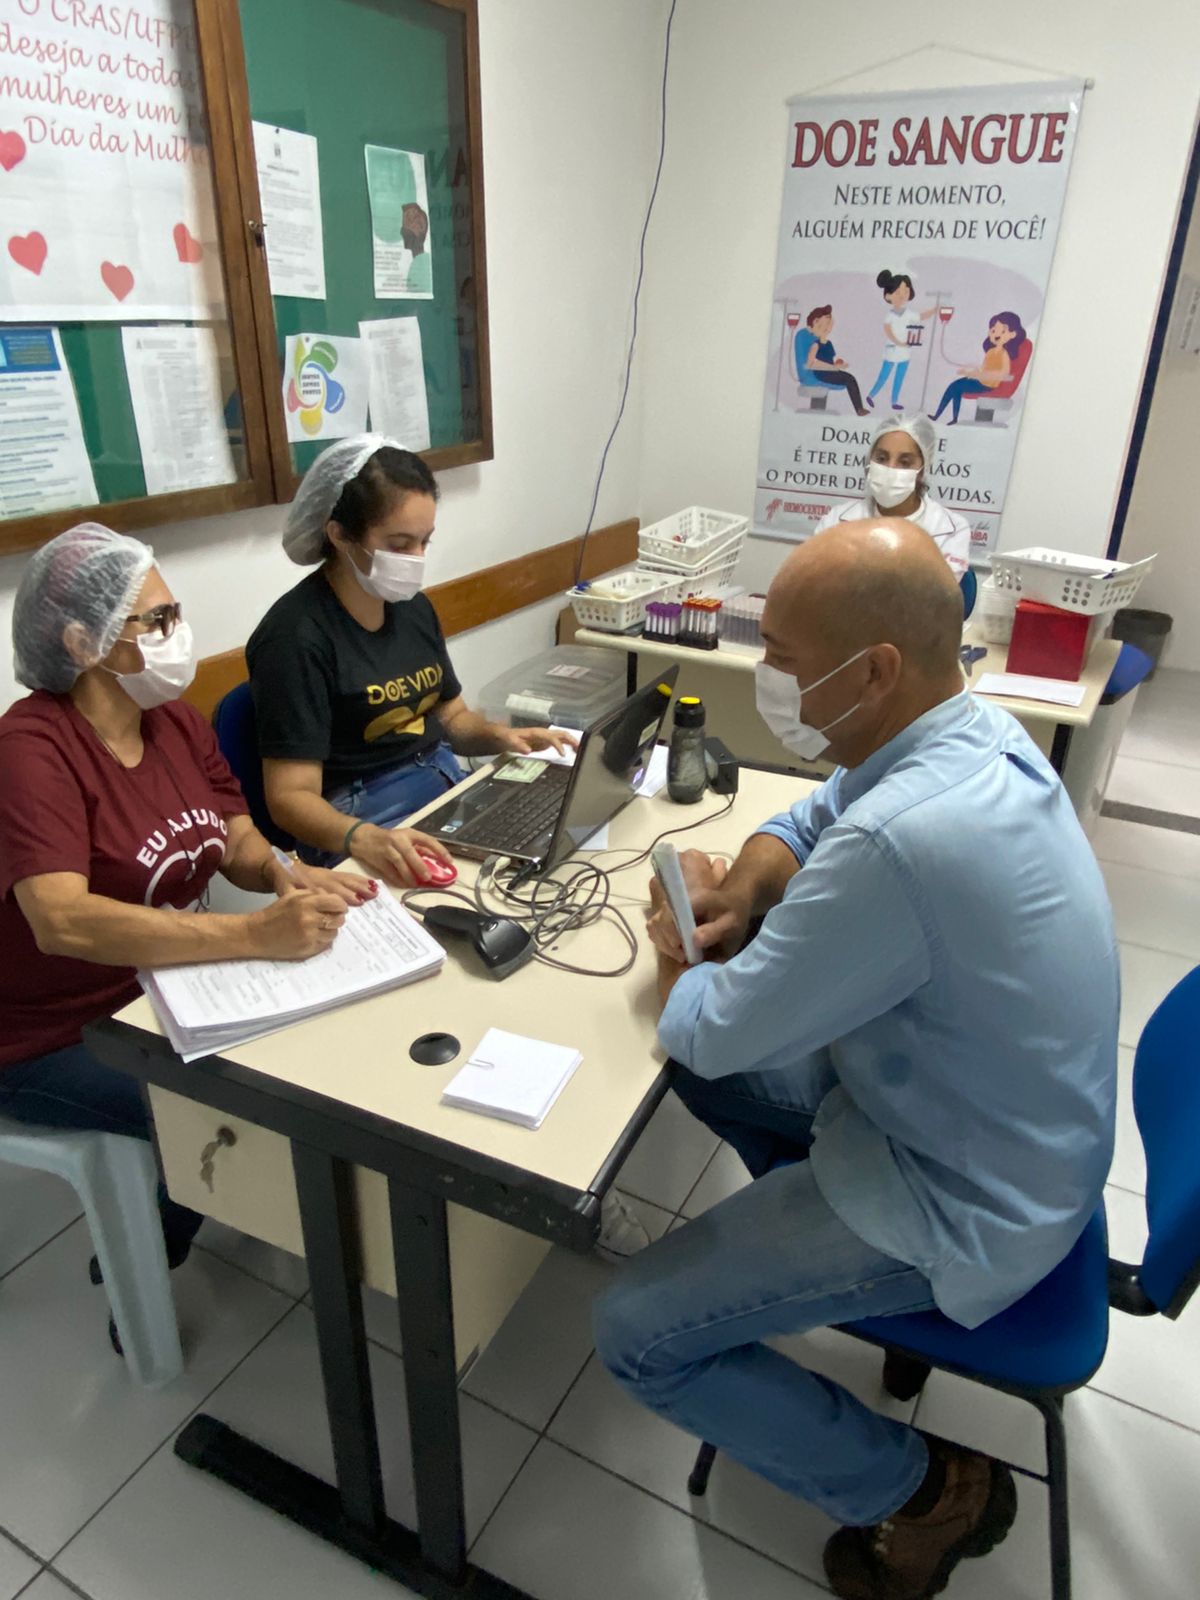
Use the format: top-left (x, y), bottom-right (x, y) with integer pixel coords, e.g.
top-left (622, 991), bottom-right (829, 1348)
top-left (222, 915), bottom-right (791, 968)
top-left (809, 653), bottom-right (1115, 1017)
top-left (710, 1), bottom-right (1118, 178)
top-left (476, 646), bottom-right (628, 731)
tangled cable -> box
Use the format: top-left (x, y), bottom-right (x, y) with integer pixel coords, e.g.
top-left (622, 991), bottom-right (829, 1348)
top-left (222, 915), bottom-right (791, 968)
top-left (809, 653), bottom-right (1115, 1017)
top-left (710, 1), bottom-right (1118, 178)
top-left (401, 793), bottom-right (738, 979)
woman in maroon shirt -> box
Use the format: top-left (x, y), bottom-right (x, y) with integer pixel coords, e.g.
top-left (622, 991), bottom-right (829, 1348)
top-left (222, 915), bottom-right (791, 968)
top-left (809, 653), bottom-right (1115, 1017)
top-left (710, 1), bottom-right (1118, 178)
top-left (0, 524), bottom-right (370, 1301)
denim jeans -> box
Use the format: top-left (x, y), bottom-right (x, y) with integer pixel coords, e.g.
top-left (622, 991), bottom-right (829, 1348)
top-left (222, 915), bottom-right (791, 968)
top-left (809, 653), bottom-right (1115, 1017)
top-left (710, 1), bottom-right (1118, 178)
top-left (300, 742), bottom-right (467, 868)
top-left (594, 1063), bottom-right (936, 1526)
top-left (0, 1042), bottom-right (204, 1263)
top-left (867, 356), bottom-right (910, 407)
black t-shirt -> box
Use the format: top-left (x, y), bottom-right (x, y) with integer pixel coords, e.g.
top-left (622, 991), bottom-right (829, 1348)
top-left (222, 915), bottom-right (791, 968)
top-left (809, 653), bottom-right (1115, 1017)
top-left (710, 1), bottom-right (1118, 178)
top-left (246, 572), bottom-right (462, 791)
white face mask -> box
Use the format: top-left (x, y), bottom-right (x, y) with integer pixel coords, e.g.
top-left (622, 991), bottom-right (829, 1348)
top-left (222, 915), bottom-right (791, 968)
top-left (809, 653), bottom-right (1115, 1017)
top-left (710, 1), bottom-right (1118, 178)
top-left (866, 462), bottom-right (920, 510)
top-left (754, 649), bottom-right (870, 761)
top-left (348, 546), bottom-right (425, 603)
top-left (108, 621), bottom-right (196, 710)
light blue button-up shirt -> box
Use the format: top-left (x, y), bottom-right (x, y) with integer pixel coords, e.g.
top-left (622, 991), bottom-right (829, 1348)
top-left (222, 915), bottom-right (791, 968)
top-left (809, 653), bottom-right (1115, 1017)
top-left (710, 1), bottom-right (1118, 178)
top-left (659, 692), bottom-right (1118, 1328)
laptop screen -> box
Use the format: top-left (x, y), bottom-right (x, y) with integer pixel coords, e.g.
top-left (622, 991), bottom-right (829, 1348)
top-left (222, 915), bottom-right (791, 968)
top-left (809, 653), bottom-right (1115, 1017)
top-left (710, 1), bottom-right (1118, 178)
top-left (548, 667), bottom-right (679, 865)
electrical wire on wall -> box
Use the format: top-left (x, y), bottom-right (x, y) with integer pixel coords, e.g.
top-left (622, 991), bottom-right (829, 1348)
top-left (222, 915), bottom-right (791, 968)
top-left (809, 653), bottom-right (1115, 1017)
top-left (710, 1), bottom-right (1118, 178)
top-left (573, 0), bottom-right (678, 587)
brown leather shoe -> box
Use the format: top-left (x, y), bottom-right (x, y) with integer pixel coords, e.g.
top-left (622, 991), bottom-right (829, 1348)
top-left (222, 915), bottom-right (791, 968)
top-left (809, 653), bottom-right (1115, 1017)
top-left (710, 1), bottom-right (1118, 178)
top-left (823, 1436), bottom-right (1017, 1599)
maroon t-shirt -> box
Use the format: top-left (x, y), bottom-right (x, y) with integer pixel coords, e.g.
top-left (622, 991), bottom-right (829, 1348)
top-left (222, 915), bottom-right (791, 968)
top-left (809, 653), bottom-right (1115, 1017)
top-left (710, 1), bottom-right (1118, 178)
top-left (0, 693), bottom-right (249, 1067)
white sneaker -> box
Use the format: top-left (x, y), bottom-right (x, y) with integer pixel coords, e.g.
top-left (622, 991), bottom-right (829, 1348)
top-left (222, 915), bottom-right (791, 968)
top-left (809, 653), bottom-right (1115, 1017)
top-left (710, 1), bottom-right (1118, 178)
top-left (596, 1191), bottom-right (650, 1261)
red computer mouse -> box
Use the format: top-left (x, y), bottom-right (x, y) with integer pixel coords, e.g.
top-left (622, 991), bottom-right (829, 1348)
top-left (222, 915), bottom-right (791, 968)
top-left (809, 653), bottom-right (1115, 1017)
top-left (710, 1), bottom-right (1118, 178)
top-left (417, 851), bottom-right (457, 886)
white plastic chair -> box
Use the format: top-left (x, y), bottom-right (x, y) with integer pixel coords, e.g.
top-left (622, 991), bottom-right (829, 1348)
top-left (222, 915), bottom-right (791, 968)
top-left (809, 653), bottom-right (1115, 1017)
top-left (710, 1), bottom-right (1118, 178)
top-left (0, 1116), bottom-right (183, 1386)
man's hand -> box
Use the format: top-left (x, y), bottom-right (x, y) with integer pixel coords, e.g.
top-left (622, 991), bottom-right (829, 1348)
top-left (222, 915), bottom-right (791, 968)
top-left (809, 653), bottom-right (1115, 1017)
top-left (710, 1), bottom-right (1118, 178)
top-left (645, 849), bottom-right (753, 963)
top-left (656, 947), bottom-right (688, 1008)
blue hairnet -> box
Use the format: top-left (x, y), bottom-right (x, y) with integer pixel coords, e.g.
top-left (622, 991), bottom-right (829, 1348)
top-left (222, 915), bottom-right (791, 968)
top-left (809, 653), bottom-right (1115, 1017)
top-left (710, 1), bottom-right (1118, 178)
top-left (282, 433), bottom-right (402, 564)
top-left (13, 523), bottom-right (154, 694)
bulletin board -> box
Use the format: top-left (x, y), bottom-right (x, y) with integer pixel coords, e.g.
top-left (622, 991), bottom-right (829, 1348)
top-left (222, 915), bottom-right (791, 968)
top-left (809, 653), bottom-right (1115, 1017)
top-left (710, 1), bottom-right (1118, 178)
top-left (0, 0), bottom-right (491, 555)
top-left (237, 0), bottom-right (492, 481)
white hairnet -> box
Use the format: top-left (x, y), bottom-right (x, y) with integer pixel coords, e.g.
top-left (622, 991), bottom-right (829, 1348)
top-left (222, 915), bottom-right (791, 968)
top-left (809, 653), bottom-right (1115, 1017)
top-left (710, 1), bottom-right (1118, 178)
top-left (282, 433), bottom-right (403, 564)
top-left (13, 523), bottom-right (154, 694)
top-left (869, 412), bottom-right (938, 475)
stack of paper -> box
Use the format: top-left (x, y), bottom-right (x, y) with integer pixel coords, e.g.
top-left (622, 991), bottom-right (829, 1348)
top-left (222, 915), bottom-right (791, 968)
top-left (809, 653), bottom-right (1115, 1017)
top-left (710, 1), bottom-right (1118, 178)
top-left (441, 1027), bottom-right (582, 1129)
top-left (140, 893), bottom-right (445, 1062)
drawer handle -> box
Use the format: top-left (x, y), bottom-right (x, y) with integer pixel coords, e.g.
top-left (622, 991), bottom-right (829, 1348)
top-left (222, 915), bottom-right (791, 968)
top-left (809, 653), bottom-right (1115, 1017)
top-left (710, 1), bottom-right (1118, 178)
top-left (199, 1126), bottom-right (237, 1192)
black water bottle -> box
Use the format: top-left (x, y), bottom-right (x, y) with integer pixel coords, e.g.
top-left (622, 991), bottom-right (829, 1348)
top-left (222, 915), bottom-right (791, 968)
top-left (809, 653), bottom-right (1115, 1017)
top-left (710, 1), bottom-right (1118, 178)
top-left (668, 696), bottom-right (707, 804)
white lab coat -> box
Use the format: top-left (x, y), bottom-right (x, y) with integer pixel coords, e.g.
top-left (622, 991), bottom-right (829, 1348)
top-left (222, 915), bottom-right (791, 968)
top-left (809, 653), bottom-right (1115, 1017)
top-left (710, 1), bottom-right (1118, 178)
top-left (882, 305), bottom-right (917, 361)
top-left (814, 494), bottom-right (972, 577)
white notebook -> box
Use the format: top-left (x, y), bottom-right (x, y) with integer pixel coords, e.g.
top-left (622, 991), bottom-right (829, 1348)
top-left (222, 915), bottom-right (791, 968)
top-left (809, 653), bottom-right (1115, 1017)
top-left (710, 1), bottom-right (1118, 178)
top-left (139, 892), bottom-right (445, 1061)
top-left (441, 1027), bottom-right (582, 1129)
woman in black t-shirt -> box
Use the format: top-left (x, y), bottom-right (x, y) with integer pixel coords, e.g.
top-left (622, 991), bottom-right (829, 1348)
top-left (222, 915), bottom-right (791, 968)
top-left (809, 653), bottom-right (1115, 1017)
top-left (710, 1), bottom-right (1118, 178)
top-left (249, 436), bottom-right (574, 885)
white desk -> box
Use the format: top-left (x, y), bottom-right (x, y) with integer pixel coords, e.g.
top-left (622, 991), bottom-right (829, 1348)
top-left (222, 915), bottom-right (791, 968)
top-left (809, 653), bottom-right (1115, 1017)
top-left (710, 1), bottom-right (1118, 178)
top-left (89, 765), bottom-right (813, 1599)
top-left (575, 623), bottom-right (1122, 773)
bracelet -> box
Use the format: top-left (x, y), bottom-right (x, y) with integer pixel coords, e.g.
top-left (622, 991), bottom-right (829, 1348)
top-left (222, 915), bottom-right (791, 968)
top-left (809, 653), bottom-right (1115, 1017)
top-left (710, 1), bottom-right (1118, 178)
top-left (342, 820), bottom-right (367, 858)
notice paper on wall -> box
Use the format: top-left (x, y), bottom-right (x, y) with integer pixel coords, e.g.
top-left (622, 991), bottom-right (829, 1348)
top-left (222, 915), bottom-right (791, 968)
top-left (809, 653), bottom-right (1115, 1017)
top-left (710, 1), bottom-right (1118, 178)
top-left (359, 317), bottom-right (431, 448)
top-left (0, 326), bottom-right (97, 519)
top-left (121, 326), bottom-right (236, 496)
top-left (364, 144), bottom-right (434, 299)
top-left (0, 0), bottom-right (225, 322)
top-left (251, 123), bottom-right (327, 301)
top-left (283, 333), bottom-right (369, 442)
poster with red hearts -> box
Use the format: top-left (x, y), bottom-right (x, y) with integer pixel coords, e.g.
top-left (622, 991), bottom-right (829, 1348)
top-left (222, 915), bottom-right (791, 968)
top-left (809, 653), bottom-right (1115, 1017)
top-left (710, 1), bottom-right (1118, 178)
top-left (0, 0), bottom-right (224, 320)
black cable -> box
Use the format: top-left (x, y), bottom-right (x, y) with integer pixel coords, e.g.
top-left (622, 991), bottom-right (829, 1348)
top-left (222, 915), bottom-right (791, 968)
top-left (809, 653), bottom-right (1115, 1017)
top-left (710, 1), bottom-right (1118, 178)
top-left (400, 790), bottom-right (737, 977)
top-left (573, 0), bottom-right (678, 587)
top-left (402, 856), bottom-right (639, 979)
top-left (594, 793), bottom-right (737, 874)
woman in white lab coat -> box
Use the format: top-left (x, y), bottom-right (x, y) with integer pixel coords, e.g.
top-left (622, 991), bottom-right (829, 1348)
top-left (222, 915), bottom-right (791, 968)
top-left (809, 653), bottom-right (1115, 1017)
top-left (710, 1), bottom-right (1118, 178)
top-left (813, 413), bottom-right (972, 577)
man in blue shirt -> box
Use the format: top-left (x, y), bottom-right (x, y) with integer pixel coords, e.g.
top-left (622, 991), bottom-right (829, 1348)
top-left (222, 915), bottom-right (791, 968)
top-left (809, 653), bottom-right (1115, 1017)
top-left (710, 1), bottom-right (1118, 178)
top-left (594, 520), bottom-right (1117, 1600)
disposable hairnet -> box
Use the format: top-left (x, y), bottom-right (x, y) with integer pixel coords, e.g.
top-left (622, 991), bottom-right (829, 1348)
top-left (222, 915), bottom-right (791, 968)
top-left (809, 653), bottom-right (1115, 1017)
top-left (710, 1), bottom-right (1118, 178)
top-left (282, 433), bottom-right (402, 564)
top-left (869, 412), bottom-right (937, 475)
top-left (13, 523), bottom-right (154, 694)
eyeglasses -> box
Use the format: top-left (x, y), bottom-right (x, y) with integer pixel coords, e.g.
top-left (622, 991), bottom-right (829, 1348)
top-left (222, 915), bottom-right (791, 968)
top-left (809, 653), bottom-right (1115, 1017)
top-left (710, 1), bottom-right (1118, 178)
top-left (125, 601), bottom-right (183, 639)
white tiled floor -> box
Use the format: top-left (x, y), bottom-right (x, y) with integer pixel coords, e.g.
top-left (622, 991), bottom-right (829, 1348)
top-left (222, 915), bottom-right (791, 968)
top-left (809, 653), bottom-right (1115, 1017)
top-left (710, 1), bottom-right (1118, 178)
top-left (2, 675), bottom-right (1198, 1600)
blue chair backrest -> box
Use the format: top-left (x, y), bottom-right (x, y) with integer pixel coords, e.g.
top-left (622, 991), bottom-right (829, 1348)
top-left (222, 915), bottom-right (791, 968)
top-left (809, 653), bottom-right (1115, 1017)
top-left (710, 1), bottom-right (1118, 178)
top-left (212, 681), bottom-right (295, 852)
top-left (960, 567), bottom-right (978, 621)
top-left (1133, 964), bottom-right (1200, 1316)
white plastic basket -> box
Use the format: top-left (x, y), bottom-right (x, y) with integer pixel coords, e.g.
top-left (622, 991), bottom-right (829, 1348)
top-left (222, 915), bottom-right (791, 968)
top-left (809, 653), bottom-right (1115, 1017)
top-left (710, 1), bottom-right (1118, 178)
top-left (566, 569), bottom-right (682, 633)
top-left (989, 548), bottom-right (1155, 617)
top-left (636, 552), bottom-right (741, 595)
top-left (638, 507), bottom-right (749, 570)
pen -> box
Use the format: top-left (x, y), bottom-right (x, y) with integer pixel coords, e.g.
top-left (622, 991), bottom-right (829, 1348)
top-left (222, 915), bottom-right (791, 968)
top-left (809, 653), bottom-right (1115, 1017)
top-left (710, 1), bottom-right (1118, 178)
top-left (271, 845), bottom-right (299, 881)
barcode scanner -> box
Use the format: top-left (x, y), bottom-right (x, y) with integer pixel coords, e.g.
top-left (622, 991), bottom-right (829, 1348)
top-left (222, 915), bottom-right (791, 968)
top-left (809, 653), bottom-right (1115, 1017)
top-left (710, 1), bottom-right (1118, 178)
top-left (420, 904), bottom-right (535, 980)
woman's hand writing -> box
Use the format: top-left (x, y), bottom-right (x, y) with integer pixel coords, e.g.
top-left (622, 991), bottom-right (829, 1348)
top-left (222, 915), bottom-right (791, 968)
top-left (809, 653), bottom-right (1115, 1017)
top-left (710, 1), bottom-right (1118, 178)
top-left (249, 889), bottom-right (350, 960)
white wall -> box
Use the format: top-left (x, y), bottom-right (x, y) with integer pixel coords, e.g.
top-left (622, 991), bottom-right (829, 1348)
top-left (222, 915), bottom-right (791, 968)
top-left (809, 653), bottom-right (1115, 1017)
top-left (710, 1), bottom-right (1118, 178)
top-left (0, 0), bottom-right (667, 708)
top-left (635, 1), bottom-right (1200, 596)
top-left (1117, 202), bottom-right (1200, 671)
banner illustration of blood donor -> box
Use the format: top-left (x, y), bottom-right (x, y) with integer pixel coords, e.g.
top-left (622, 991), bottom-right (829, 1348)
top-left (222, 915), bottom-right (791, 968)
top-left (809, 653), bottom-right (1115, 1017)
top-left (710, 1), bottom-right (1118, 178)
top-left (755, 81), bottom-right (1083, 556)
top-left (0, 0), bottom-right (224, 320)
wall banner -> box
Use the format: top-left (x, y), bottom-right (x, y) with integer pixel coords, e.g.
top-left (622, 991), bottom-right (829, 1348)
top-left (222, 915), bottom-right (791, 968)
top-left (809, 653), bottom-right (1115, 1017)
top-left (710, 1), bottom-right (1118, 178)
top-left (754, 80), bottom-right (1084, 556)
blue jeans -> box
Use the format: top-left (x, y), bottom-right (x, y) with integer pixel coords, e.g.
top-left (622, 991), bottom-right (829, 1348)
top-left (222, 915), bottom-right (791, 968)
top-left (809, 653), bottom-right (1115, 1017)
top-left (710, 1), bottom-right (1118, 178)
top-left (0, 1043), bottom-right (204, 1263)
top-left (301, 742), bottom-right (467, 868)
top-left (932, 377), bottom-right (989, 423)
top-left (594, 1064), bottom-right (935, 1526)
top-left (868, 357), bottom-right (910, 406)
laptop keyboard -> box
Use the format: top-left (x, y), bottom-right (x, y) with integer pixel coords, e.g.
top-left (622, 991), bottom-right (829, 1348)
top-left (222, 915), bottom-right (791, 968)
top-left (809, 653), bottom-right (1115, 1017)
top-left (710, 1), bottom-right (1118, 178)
top-left (451, 765), bottom-right (571, 853)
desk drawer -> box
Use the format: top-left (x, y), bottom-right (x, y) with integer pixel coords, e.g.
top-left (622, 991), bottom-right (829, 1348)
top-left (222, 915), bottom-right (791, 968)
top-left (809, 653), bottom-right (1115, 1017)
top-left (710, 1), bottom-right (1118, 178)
top-left (149, 1087), bottom-right (549, 1371)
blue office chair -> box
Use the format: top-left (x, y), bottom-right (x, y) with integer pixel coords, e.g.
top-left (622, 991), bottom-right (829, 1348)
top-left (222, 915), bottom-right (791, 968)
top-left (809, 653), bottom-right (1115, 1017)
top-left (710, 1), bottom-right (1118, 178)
top-left (686, 966), bottom-right (1200, 1600)
top-left (212, 680), bottom-right (296, 851)
top-left (960, 567), bottom-right (978, 620)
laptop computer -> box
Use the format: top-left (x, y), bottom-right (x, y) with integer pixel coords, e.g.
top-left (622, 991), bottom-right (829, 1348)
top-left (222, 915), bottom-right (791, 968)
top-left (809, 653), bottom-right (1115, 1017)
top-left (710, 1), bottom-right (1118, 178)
top-left (417, 667), bottom-right (680, 873)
